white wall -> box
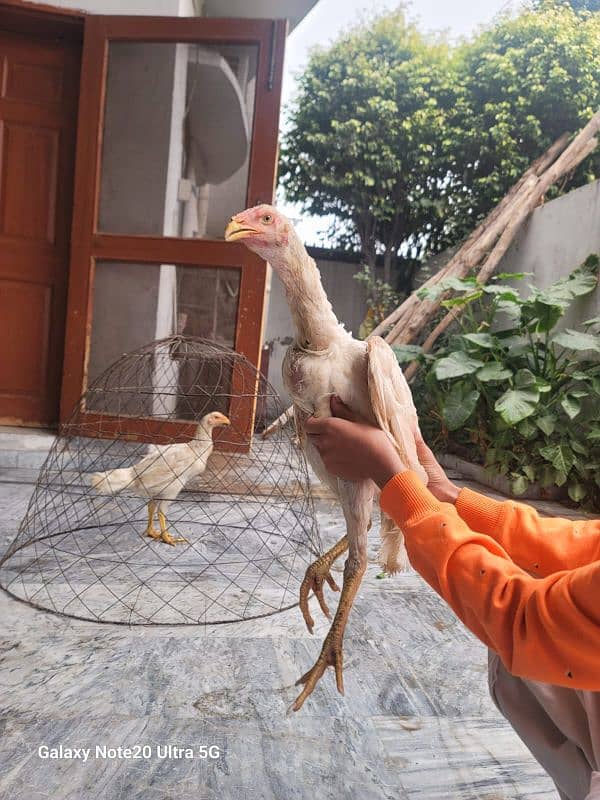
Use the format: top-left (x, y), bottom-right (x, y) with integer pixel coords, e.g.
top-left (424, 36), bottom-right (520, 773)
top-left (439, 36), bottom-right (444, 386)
top-left (26, 0), bottom-right (189, 14)
top-left (499, 178), bottom-right (600, 325)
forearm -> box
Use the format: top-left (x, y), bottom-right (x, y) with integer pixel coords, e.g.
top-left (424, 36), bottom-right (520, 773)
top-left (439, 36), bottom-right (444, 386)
top-left (455, 486), bottom-right (600, 575)
top-left (381, 472), bottom-right (600, 690)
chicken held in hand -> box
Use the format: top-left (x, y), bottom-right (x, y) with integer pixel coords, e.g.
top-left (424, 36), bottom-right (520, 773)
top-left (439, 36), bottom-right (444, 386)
top-left (89, 412), bottom-right (230, 546)
top-left (225, 206), bottom-right (426, 710)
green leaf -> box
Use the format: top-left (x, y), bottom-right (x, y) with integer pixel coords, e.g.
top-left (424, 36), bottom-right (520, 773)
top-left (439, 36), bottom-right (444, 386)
top-left (498, 335), bottom-right (528, 354)
top-left (493, 272), bottom-right (531, 281)
top-left (494, 387), bottom-right (539, 425)
top-left (517, 419), bottom-right (538, 439)
top-left (494, 370), bottom-right (540, 425)
top-left (553, 330), bottom-right (600, 353)
top-left (496, 299), bottom-right (522, 323)
top-left (515, 369), bottom-right (538, 389)
top-left (560, 395), bottom-right (582, 420)
top-left (527, 300), bottom-right (564, 333)
top-left (510, 475), bottom-right (530, 496)
top-left (554, 470), bottom-right (568, 488)
top-left (568, 483), bottom-right (588, 503)
top-left (392, 344), bottom-right (423, 364)
top-left (462, 332), bottom-right (496, 348)
top-left (539, 444), bottom-right (575, 475)
top-left (535, 415), bottom-right (556, 436)
top-left (571, 440), bottom-right (588, 456)
top-left (522, 464), bottom-right (536, 481)
top-left (441, 290), bottom-right (484, 308)
top-left (434, 351), bottom-right (485, 381)
top-left (476, 363), bottom-right (512, 382)
top-left (442, 383), bottom-right (480, 431)
top-left (540, 465), bottom-right (557, 488)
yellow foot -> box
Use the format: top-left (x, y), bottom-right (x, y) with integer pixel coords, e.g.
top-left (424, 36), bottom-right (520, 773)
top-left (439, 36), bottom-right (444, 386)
top-left (159, 530), bottom-right (189, 546)
top-left (145, 527), bottom-right (162, 540)
top-left (292, 631), bottom-right (344, 712)
top-left (299, 560), bottom-right (341, 634)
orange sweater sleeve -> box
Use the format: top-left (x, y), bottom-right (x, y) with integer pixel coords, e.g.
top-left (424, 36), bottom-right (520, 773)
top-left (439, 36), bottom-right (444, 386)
top-left (380, 471), bottom-right (600, 691)
top-left (455, 487), bottom-right (600, 577)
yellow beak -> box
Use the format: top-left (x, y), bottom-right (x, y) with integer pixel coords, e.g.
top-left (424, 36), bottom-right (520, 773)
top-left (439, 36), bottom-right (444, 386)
top-left (224, 219), bottom-right (258, 242)
top-left (215, 414), bottom-right (231, 427)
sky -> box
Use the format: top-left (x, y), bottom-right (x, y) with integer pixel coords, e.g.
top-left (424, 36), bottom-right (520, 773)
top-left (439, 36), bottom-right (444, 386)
top-left (279, 0), bottom-right (519, 243)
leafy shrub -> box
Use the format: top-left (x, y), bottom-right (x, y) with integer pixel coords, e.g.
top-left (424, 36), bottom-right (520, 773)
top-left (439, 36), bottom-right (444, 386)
top-left (395, 255), bottom-right (600, 505)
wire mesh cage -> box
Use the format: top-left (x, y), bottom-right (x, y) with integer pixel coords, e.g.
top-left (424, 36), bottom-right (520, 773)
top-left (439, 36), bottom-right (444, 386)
top-left (0, 336), bottom-right (321, 625)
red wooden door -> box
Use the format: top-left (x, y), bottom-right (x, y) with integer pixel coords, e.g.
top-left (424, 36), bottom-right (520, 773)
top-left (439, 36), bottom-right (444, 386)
top-left (0, 29), bottom-right (79, 426)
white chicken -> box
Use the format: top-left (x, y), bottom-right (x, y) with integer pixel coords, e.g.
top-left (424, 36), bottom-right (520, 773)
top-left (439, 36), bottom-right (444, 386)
top-left (89, 412), bottom-right (230, 546)
top-left (225, 206), bottom-right (427, 711)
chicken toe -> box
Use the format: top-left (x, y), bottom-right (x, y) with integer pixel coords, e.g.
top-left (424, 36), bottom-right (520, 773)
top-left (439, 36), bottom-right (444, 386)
top-left (292, 628), bottom-right (344, 711)
top-left (157, 509), bottom-right (188, 546)
top-left (299, 535), bottom-right (347, 633)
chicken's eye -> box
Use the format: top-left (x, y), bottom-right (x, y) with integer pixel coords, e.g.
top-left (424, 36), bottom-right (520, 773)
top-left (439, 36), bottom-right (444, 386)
top-left (262, 214), bottom-right (273, 224)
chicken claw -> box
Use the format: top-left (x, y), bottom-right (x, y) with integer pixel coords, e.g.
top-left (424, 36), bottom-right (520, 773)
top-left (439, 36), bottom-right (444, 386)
top-left (156, 509), bottom-right (188, 546)
top-left (292, 629), bottom-right (344, 711)
top-left (299, 535), bottom-right (348, 633)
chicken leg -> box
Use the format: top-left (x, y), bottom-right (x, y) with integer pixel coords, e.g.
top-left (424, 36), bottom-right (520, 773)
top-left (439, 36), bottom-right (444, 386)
top-left (293, 480), bottom-right (373, 711)
top-left (144, 501), bottom-right (161, 541)
top-left (299, 535), bottom-right (348, 633)
top-left (157, 504), bottom-right (188, 546)
top-left (145, 500), bottom-right (188, 546)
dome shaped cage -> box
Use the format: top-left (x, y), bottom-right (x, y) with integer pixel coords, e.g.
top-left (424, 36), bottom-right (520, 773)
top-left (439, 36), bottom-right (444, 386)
top-left (0, 337), bottom-right (321, 625)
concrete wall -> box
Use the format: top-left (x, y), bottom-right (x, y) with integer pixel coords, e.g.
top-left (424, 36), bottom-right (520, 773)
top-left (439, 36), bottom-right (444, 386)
top-left (498, 178), bottom-right (600, 325)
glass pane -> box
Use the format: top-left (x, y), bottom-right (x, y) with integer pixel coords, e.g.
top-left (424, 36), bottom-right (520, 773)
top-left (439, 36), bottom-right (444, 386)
top-left (98, 42), bottom-right (258, 238)
top-left (87, 261), bottom-right (240, 416)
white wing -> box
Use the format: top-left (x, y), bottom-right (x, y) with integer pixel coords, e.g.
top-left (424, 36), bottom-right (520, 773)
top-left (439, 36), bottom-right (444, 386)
top-left (131, 442), bottom-right (203, 499)
top-left (367, 336), bottom-right (427, 484)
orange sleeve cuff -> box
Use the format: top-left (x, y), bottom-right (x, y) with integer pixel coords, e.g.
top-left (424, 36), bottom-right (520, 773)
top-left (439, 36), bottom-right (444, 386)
top-left (380, 470), bottom-right (441, 526)
top-left (455, 486), bottom-right (506, 536)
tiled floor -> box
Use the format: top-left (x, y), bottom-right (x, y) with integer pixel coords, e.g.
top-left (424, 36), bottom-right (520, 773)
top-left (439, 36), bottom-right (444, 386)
top-left (0, 468), bottom-right (575, 799)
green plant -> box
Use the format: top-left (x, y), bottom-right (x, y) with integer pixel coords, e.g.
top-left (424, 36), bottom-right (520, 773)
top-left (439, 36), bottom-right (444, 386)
top-left (354, 264), bottom-right (401, 339)
top-left (395, 255), bottom-right (600, 505)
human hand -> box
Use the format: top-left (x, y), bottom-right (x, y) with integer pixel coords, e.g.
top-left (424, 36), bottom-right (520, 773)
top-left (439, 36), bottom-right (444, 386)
top-left (414, 433), bottom-right (459, 504)
top-left (305, 396), bottom-right (407, 488)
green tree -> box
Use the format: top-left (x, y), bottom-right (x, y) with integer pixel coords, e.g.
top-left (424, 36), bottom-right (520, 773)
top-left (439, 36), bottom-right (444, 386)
top-left (450, 4), bottom-right (600, 236)
top-left (534, 0), bottom-right (600, 13)
top-left (279, 10), bottom-right (457, 294)
top-left (281, 5), bottom-right (600, 304)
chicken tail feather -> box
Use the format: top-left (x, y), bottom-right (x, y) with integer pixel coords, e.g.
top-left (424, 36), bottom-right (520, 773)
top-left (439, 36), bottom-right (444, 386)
top-left (89, 468), bottom-right (133, 494)
top-left (379, 513), bottom-right (410, 574)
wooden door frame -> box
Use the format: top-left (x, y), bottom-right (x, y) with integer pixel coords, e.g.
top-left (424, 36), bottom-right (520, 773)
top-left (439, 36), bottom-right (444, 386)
top-left (0, 0), bottom-right (84, 427)
top-left (0, 0), bottom-right (85, 41)
top-left (59, 15), bottom-right (286, 445)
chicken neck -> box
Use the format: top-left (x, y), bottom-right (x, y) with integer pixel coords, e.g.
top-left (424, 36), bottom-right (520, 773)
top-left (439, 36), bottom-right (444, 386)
top-left (269, 237), bottom-right (343, 351)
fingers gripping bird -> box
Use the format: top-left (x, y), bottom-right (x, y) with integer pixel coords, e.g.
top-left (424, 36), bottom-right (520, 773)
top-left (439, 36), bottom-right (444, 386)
top-left (89, 412), bottom-right (231, 546)
top-left (225, 206), bottom-right (427, 710)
